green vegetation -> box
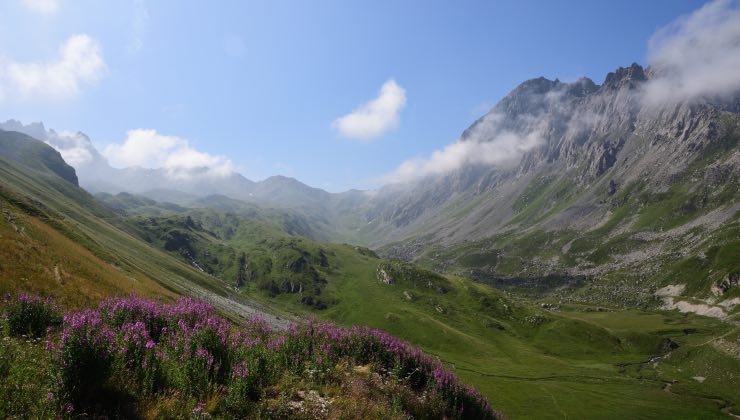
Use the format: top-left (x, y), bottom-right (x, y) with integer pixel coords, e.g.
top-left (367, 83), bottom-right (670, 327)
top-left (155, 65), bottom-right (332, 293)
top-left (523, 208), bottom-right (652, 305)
top-left (4, 293), bottom-right (62, 337)
top-left (1, 295), bottom-right (497, 418)
top-left (248, 256), bottom-right (740, 418)
top-left (128, 211), bottom-right (337, 309)
top-left (87, 175), bottom-right (740, 418)
top-left (0, 131), bottom-right (284, 326)
top-left (1, 129), bottom-right (739, 418)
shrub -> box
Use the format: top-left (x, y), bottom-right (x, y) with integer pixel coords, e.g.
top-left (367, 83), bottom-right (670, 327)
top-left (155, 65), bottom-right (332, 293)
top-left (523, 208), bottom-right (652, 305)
top-left (111, 320), bottom-right (161, 395)
top-left (100, 296), bottom-right (168, 341)
top-left (1, 294), bottom-right (499, 419)
top-left (4, 293), bottom-right (61, 338)
top-left (58, 310), bottom-right (115, 406)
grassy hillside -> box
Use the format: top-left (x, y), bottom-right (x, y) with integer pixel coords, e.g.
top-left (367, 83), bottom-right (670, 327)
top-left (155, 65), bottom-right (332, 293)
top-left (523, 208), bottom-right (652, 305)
top-left (121, 205), bottom-right (740, 418)
top-left (245, 252), bottom-right (740, 418)
top-left (0, 132), bottom-right (283, 325)
top-left (0, 295), bottom-right (497, 418)
top-left (3, 130), bottom-right (739, 418)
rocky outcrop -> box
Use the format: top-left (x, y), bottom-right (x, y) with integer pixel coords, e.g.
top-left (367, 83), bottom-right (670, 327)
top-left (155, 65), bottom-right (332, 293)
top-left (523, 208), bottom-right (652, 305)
top-left (362, 61), bottom-right (739, 251)
top-left (377, 267), bottom-right (395, 285)
top-left (601, 63), bottom-right (647, 91)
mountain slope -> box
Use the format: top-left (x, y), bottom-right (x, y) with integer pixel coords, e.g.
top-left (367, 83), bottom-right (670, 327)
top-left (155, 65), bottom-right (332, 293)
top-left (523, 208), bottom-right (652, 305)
top-left (363, 64), bottom-right (739, 310)
top-left (4, 63), bottom-right (738, 312)
top-left (2, 127), bottom-right (739, 417)
top-left (102, 193), bottom-right (740, 418)
top-left (0, 130), bottom-right (78, 185)
top-left (0, 130), bottom-right (284, 325)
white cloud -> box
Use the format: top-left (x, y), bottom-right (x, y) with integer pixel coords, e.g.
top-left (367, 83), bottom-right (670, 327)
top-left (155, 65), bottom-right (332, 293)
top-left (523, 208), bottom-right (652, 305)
top-left (332, 79), bottom-right (406, 141)
top-left (0, 34), bottom-right (105, 101)
top-left (103, 129), bottom-right (235, 179)
top-left (644, 0), bottom-right (740, 104)
top-left (384, 113), bottom-right (544, 183)
top-left (48, 131), bottom-right (95, 167)
top-left (22, 0), bottom-right (59, 15)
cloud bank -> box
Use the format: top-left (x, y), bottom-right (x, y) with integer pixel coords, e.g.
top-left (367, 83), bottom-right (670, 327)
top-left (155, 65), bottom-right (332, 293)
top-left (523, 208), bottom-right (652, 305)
top-left (0, 34), bottom-right (105, 101)
top-left (384, 112), bottom-right (545, 183)
top-left (332, 79), bottom-right (406, 141)
top-left (644, 0), bottom-right (740, 104)
top-left (104, 129), bottom-right (235, 179)
top-left (48, 130), bottom-right (95, 166)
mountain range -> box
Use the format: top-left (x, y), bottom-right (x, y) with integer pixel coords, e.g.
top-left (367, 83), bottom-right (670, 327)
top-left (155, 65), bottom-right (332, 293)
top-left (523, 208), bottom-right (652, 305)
top-left (3, 62), bottom-right (737, 311)
top-left (1, 61), bottom-right (739, 418)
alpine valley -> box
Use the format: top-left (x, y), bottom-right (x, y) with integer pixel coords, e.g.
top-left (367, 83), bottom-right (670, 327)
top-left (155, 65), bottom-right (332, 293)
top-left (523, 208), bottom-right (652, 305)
top-left (1, 62), bottom-right (739, 419)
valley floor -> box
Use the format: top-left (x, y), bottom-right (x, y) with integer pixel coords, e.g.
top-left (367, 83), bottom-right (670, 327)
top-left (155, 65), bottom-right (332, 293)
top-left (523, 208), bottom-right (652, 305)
top-left (450, 309), bottom-right (739, 419)
top-left (244, 262), bottom-right (740, 419)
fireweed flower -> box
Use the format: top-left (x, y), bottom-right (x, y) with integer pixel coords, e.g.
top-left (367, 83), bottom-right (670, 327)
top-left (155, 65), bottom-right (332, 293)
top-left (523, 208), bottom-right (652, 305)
top-left (231, 361), bottom-right (250, 379)
top-left (4, 294), bottom-right (497, 418)
top-left (193, 401), bottom-right (204, 413)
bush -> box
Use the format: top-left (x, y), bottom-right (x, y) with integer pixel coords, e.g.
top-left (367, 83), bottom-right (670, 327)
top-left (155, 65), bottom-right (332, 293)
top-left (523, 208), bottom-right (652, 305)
top-left (58, 310), bottom-right (115, 407)
top-left (111, 320), bottom-right (161, 395)
top-left (4, 293), bottom-right (61, 338)
top-left (1, 294), bottom-right (499, 418)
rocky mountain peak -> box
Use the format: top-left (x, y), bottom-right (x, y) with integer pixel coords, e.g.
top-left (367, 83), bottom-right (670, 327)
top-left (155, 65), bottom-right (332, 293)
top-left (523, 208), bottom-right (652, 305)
top-left (1, 119), bottom-right (47, 140)
top-left (510, 76), bottom-right (563, 96)
top-left (565, 77), bottom-right (599, 97)
top-left (601, 63), bottom-right (647, 90)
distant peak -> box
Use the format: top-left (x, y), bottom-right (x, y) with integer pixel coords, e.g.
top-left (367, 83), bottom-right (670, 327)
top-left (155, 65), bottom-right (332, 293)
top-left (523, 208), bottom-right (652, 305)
top-left (566, 77), bottom-right (599, 97)
top-left (508, 76), bottom-right (601, 100)
top-left (264, 174), bottom-right (298, 183)
top-left (0, 119), bottom-right (47, 140)
top-left (602, 63), bottom-right (647, 90)
top-left (512, 77), bottom-right (563, 95)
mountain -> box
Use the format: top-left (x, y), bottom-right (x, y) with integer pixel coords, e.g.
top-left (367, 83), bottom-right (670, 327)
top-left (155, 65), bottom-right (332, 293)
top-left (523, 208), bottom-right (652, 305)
top-left (4, 62), bottom-right (739, 318)
top-left (4, 63), bottom-right (738, 314)
top-left (0, 130), bottom-right (79, 186)
top-left (365, 64), bottom-right (737, 242)
top-left (3, 81), bottom-right (740, 416)
top-left (356, 64), bottom-right (739, 313)
top-left (0, 120), bottom-right (367, 240)
top-left (0, 130), bottom-right (284, 325)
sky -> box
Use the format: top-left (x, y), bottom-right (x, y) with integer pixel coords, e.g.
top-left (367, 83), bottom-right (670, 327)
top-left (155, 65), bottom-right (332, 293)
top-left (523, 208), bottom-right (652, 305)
top-left (0, 0), bottom-right (720, 191)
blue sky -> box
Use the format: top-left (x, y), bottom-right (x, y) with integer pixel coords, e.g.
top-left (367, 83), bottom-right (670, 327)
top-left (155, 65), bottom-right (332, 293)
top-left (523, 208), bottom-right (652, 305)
top-left (0, 0), bottom-right (711, 191)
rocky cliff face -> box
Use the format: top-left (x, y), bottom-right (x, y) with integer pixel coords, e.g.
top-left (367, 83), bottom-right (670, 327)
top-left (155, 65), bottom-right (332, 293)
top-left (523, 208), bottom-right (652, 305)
top-left (358, 64), bottom-right (738, 307)
top-left (362, 64), bottom-right (738, 247)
